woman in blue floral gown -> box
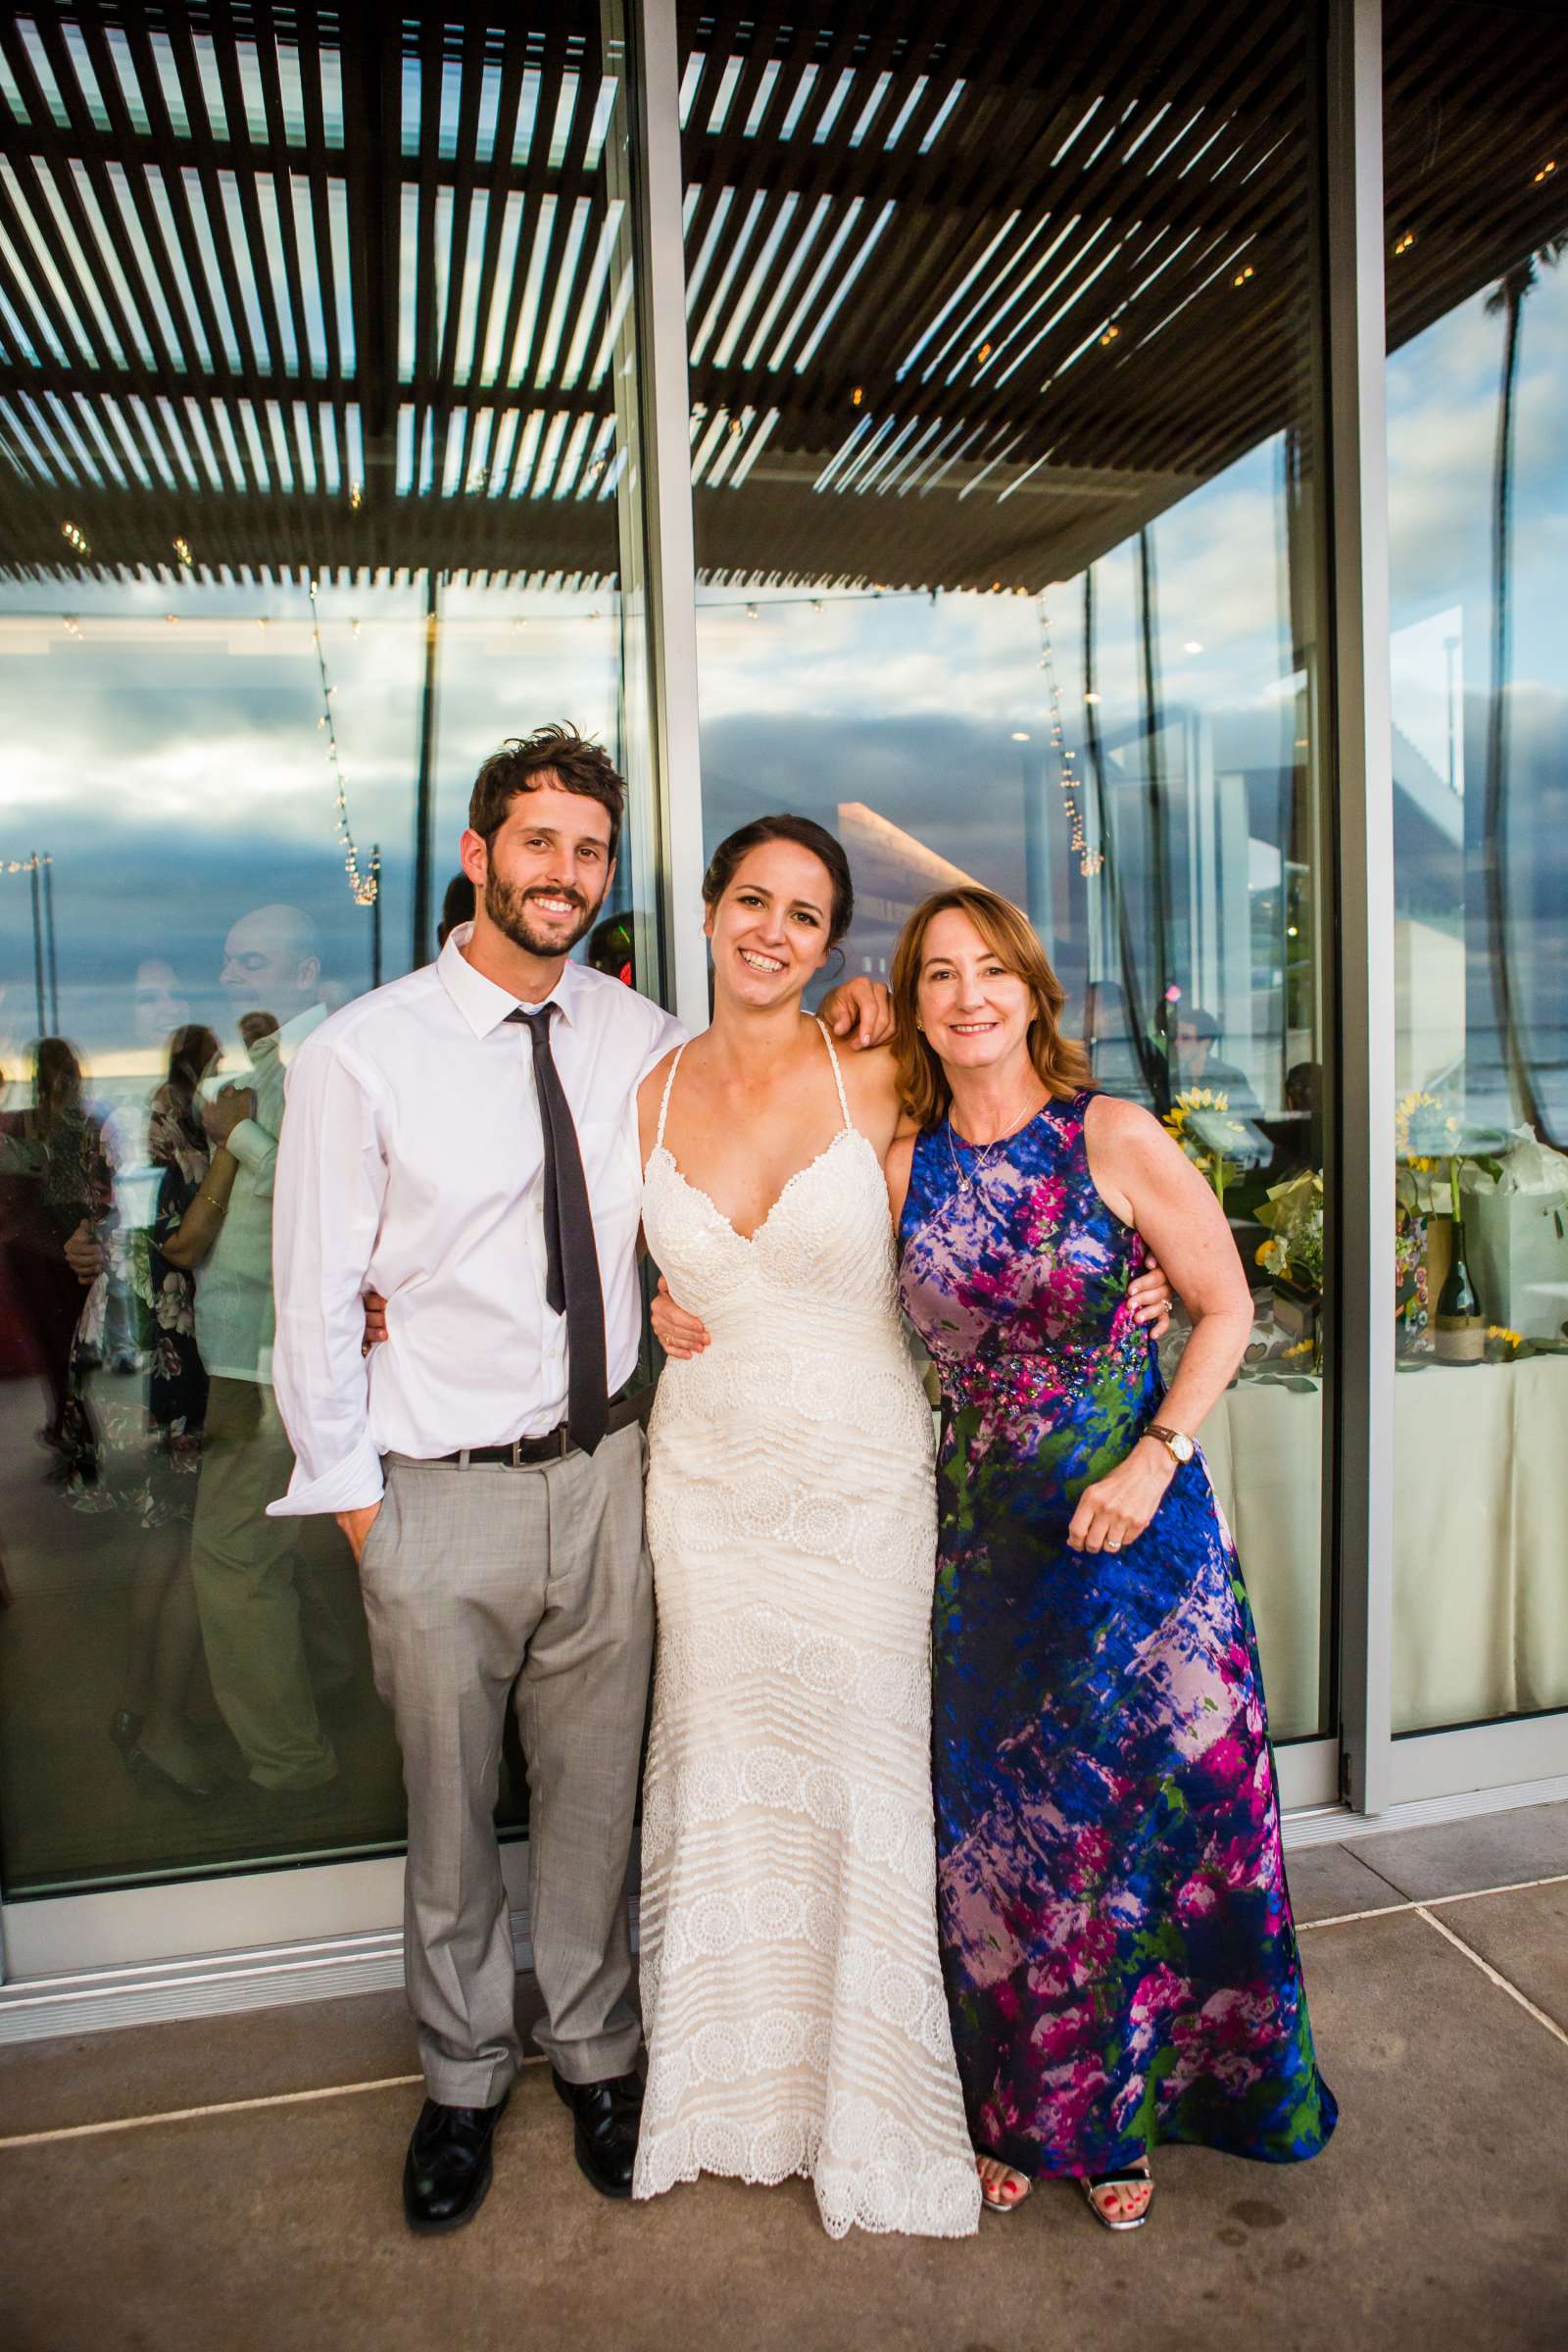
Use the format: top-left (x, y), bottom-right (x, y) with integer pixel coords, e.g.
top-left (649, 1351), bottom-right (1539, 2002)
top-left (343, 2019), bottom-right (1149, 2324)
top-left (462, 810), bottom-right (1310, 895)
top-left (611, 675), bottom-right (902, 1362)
top-left (888, 887), bottom-right (1335, 2230)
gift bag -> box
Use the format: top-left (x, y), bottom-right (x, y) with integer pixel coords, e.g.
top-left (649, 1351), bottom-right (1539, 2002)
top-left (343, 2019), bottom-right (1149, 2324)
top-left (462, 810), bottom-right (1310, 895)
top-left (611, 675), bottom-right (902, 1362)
top-left (1462, 1133), bottom-right (1568, 1340)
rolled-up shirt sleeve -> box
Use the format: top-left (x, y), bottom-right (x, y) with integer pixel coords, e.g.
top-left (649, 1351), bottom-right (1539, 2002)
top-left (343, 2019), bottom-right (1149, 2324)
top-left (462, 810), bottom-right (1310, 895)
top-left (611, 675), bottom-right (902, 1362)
top-left (225, 1115), bottom-right (278, 1187)
top-left (267, 1031), bottom-right (389, 1518)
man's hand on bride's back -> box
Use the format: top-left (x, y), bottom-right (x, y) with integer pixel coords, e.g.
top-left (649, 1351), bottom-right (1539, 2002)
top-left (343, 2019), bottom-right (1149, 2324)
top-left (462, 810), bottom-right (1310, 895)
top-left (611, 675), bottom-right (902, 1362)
top-left (651, 1275), bottom-right (710, 1359)
top-left (818, 974), bottom-right (893, 1050)
top-left (362, 1290), bottom-right (388, 1355)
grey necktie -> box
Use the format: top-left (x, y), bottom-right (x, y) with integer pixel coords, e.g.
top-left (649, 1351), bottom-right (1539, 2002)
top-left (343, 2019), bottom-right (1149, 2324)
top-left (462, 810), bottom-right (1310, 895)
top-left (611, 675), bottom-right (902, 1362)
top-left (507, 1004), bottom-right (608, 1453)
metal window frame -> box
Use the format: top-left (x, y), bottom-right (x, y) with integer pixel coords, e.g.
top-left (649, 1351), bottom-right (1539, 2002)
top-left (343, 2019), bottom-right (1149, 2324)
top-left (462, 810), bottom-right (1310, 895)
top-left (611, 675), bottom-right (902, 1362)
top-left (1323, 0), bottom-right (1568, 1815)
top-left (624, 0), bottom-right (710, 1034)
top-left (1323, 0), bottom-right (1396, 1817)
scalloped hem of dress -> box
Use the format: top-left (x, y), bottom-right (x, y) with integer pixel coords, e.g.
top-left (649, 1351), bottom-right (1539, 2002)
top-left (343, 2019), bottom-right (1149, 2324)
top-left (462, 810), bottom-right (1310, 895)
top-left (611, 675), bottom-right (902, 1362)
top-left (632, 2153), bottom-right (981, 2240)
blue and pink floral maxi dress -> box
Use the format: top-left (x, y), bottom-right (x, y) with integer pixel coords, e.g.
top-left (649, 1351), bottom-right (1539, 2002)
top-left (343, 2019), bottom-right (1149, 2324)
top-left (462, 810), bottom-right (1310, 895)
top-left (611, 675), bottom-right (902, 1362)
top-left (897, 1090), bottom-right (1336, 2182)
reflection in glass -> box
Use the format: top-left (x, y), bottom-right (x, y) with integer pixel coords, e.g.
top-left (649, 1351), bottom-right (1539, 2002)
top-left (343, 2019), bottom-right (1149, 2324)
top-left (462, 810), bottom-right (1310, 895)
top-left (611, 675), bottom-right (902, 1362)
top-left (680, 2), bottom-right (1333, 1739)
top-left (0, 5), bottom-right (647, 1893)
top-left (1386, 0), bottom-right (1568, 1735)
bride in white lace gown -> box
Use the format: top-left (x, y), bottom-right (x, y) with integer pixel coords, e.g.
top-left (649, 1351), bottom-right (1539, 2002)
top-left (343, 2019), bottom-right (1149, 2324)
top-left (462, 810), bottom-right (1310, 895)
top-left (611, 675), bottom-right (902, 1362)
top-left (632, 818), bottom-right (980, 2241)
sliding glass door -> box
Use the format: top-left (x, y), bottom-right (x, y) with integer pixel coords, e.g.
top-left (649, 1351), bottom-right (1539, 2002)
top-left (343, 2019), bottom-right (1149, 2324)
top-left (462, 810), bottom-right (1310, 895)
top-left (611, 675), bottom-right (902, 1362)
top-left (0, 0), bottom-right (660, 1970)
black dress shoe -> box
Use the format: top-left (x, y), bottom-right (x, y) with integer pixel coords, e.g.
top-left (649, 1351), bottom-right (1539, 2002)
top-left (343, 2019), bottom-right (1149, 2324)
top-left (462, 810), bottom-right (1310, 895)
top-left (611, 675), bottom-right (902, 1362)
top-left (403, 2094), bottom-right (509, 2234)
top-left (552, 2069), bottom-right (643, 2200)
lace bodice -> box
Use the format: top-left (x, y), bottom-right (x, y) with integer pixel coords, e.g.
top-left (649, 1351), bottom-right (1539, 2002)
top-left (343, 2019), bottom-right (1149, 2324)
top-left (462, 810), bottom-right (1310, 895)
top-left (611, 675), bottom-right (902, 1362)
top-left (642, 1023), bottom-right (923, 1471)
top-left (642, 1021), bottom-right (906, 1349)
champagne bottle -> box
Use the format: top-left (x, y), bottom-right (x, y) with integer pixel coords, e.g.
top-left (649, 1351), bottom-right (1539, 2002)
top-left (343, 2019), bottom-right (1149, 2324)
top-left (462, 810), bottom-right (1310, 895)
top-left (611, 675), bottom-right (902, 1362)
top-left (1434, 1219), bottom-right (1484, 1363)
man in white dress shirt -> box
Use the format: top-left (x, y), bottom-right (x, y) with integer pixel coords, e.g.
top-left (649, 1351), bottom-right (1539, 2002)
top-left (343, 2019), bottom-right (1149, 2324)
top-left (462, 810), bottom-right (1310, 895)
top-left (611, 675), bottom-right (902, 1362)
top-left (269, 727), bottom-right (883, 2234)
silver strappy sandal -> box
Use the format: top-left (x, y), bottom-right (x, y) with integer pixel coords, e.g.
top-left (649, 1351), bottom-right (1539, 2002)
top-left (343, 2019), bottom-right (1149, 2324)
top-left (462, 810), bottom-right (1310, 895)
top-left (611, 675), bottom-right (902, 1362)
top-left (1082, 2160), bottom-right (1153, 2231)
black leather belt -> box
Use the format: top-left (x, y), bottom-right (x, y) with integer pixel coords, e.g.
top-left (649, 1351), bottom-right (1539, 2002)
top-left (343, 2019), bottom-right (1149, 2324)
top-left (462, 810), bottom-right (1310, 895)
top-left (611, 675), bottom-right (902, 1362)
top-left (435, 1387), bottom-right (649, 1468)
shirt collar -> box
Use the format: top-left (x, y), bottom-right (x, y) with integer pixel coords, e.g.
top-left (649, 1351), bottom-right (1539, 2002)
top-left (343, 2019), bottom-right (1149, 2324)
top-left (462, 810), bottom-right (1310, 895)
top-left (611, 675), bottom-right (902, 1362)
top-left (438, 923), bottom-right (582, 1038)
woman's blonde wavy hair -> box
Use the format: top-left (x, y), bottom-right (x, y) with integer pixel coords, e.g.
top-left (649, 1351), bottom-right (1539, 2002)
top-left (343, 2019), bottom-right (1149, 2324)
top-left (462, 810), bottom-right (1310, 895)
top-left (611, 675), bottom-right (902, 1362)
top-left (891, 887), bottom-right (1093, 1129)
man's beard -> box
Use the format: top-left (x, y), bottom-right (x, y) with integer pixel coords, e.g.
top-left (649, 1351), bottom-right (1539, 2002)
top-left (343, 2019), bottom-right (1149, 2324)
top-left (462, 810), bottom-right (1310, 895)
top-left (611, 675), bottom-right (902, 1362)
top-left (485, 868), bottom-right (603, 957)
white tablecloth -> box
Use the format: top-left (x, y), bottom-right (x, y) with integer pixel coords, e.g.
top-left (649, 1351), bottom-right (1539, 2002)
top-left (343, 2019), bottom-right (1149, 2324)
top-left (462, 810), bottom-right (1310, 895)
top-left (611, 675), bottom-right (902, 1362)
top-left (1203, 1355), bottom-right (1568, 1739)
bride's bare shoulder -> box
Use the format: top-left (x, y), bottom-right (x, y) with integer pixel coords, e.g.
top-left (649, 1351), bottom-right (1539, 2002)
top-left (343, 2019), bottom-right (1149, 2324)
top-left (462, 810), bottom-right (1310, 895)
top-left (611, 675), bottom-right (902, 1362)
top-left (837, 1038), bottom-right (903, 1115)
top-left (636, 1044), bottom-right (688, 1157)
top-left (638, 1045), bottom-right (681, 1111)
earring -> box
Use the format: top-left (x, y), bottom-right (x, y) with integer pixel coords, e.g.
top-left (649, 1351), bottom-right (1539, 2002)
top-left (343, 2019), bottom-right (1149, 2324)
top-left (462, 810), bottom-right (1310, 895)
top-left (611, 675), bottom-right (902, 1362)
top-left (914, 1017), bottom-right (924, 1031)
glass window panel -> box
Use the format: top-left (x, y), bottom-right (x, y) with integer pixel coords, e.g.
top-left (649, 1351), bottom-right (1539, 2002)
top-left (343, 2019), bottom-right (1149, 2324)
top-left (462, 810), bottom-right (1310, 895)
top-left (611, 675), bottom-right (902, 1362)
top-left (682, 0), bottom-right (1334, 1743)
top-left (1386, 0), bottom-right (1568, 1737)
top-left (0, 4), bottom-right (656, 1898)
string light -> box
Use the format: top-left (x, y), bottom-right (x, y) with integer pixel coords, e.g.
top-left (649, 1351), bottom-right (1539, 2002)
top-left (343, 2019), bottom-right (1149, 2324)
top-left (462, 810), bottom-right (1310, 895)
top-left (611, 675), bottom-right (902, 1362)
top-left (1037, 592), bottom-right (1105, 880)
top-left (1394, 230), bottom-right (1416, 255)
top-left (1533, 160), bottom-right (1556, 183)
top-left (1232, 265), bottom-right (1255, 286)
top-left (62, 519), bottom-right (89, 554)
top-left (850, 385), bottom-right (864, 407)
top-left (308, 577), bottom-right (379, 909)
top-left (1099, 323), bottom-right (1120, 346)
top-left (173, 537), bottom-right (193, 564)
top-left (3, 851), bottom-right (51, 877)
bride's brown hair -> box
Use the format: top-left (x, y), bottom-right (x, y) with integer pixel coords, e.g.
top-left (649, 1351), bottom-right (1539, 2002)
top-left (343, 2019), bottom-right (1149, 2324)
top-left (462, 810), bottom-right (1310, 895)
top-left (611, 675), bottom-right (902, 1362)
top-left (891, 887), bottom-right (1092, 1128)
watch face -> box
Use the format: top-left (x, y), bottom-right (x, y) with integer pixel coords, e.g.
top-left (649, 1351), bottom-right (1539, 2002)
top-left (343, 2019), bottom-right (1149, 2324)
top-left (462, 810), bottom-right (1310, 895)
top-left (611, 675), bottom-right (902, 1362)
top-left (1174, 1433), bottom-right (1195, 1463)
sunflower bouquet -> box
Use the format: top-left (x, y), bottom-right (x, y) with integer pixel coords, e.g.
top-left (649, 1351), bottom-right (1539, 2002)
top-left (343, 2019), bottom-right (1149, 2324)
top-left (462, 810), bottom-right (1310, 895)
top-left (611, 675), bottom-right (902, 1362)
top-left (1163, 1087), bottom-right (1251, 1211)
top-left (1395, 1088), bottom-right (1465, 1216)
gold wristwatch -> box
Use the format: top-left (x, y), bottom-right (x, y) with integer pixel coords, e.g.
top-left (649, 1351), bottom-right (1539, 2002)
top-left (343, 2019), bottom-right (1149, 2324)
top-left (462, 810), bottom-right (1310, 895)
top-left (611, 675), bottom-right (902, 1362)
top-left (1147, 1422), bottom-right (1195, 1466)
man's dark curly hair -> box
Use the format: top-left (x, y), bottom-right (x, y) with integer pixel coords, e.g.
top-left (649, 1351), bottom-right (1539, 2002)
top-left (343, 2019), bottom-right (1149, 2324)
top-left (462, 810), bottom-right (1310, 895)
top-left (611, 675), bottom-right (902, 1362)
top-left (467, 724), bottom-right (624, 859)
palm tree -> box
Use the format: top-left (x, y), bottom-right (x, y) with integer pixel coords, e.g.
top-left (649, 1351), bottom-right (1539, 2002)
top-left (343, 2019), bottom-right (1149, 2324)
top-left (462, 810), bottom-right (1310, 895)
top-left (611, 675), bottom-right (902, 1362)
top-left (1482, 236), bottom-right (1566, 1139)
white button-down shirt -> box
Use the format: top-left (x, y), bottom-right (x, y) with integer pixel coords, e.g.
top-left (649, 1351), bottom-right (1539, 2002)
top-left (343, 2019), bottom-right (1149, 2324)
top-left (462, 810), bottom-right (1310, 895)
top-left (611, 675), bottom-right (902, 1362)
top-left (267, 925), bottom-right (684, 1517)
top-left (196, 1002), bottom-right (324, 1384)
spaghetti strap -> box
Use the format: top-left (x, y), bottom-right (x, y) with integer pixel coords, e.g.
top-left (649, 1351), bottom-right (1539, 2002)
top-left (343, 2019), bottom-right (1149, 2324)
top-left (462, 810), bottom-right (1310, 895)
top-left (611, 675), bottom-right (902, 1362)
top-left (655, 1042), bottom-right (687, 1152)
top-left (812, 1017), bottom-right (854, 1134)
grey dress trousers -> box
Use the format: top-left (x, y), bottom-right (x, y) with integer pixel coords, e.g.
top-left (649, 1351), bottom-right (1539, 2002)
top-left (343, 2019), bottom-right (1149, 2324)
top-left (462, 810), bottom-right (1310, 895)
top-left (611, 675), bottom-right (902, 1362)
top-left (360, 1418), bottom-right (653, 2108)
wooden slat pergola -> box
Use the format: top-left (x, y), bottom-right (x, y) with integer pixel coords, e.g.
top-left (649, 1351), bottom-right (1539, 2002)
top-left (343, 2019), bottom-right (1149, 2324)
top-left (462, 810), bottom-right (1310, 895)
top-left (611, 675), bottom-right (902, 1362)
top-left (0, 0), bottom-right (1561, 593)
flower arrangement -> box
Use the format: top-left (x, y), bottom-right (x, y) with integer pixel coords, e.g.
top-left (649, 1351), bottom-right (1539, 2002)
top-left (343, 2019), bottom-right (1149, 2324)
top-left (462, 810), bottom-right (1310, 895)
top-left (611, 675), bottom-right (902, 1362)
top-left (1254, 1168), bottom-right (1324, 1291)
top-left (1396, 1088), bottom-right (1501, 1213)
top-left (1394, 1087), bottom-right (1462, 1211)
top-left (1163, 1087), bottom-right (1251, 1209)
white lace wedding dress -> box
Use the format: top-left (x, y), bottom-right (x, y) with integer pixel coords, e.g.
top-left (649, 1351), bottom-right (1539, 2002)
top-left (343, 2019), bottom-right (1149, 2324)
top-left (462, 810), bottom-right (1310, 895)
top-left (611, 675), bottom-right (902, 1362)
top-left (633, 1021), bottom-right (981, 2239)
